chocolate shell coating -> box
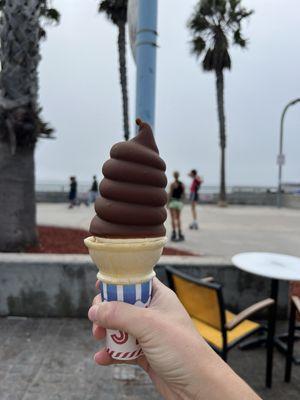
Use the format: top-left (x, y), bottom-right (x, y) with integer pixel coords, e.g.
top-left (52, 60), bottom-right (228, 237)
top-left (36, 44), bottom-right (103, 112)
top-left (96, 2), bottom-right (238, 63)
top-left (90, 119), bottom-right (167, 238)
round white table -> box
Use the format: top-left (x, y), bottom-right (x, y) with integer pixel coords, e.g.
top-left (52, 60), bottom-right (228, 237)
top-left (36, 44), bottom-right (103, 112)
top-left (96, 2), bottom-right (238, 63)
top-left (232, 252), bottom-right (300, 282)
top-left (232, 252), bottom-right (300, 388)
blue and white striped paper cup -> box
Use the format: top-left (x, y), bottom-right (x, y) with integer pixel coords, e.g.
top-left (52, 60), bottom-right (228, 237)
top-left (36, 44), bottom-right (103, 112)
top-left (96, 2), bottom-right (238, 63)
top-left (99, 279), bottom-right (152, 360)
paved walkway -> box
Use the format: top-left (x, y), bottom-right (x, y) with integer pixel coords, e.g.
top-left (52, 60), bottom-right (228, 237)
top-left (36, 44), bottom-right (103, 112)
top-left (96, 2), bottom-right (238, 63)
top-left (37, 204), bottom-right (300, 259)
top-left (1, 317), bottom-right (299, 400)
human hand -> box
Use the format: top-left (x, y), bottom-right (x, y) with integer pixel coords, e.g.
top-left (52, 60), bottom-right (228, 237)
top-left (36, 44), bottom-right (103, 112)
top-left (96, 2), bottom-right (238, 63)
top-left (88, 278), bottom-right (260, 400)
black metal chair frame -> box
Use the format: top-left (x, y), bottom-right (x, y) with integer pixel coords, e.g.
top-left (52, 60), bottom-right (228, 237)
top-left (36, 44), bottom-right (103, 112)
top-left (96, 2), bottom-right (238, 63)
top-left (285, 296), bottom-right (300, 382)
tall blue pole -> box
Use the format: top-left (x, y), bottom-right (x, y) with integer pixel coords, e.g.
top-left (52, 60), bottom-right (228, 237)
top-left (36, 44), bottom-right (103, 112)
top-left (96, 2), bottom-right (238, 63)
top-left (135, 0), bottom-right (158, 130)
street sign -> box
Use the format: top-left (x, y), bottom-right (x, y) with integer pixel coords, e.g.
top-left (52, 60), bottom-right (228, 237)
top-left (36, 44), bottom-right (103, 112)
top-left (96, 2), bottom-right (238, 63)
top-left (277, 154), bottom-right (285, 166)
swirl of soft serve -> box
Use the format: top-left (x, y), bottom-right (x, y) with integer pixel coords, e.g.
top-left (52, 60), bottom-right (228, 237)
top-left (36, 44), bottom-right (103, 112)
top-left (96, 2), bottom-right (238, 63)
top-left (90, 118), bottom-right (168, 238)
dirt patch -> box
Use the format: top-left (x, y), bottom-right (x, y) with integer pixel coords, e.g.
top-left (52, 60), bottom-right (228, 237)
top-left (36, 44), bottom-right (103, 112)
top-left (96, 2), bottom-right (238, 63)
top-left (26, 226), bottom-right (197, 256)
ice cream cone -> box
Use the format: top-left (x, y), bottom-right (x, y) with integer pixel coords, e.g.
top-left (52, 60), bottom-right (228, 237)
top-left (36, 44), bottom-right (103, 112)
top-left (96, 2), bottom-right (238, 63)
top-left (84, 235), bottom-right (167, 284)
top-left (84, 235), bottom-right (167, 360)
top-left (85, 118), bottom-right (168, 360)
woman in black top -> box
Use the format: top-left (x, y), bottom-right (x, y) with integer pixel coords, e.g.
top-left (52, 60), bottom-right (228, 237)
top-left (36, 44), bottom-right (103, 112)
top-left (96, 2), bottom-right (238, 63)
top-left (168, 171), bottom-right (185, 241)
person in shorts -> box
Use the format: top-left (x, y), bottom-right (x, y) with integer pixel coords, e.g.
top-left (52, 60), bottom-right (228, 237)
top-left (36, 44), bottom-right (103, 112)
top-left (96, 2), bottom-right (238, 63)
top-left (89, 175), bottom-right (98, 204)
top-left (189, 169), bottom-right (202, 230)
top-left (168, 171), bottom-right (185, 241)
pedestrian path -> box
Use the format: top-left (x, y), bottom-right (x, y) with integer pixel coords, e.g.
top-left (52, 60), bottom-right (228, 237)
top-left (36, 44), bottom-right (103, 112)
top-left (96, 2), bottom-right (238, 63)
top-left (1, 317), bottom-right (299, 400)
top-left (37, 204), bottom-right (300, 259)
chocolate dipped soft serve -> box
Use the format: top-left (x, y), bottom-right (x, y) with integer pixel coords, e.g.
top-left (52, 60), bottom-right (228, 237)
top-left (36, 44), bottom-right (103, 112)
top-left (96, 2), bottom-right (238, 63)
top-left (90, 118), bottom-right (168, 239)
top-left (84, 120), bottom-right (168, 362)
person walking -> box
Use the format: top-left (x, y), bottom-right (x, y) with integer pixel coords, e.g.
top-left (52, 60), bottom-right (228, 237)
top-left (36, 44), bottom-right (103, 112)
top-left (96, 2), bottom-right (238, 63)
top-left (89, 175), bottom-right (98, 204)
top-left (168, 171), bottom-right (185, 242)
top-left (189, 169), bottom-right (202, 230)
top-left (68, 176), bottom-right (77, 209)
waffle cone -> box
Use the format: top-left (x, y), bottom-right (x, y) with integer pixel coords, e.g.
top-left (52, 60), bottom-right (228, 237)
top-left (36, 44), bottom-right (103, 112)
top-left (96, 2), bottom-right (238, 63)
top-left (84, 236), bottom-right (167, 284)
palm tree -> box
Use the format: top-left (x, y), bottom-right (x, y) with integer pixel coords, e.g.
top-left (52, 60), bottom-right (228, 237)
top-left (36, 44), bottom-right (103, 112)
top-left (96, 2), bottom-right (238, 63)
top-left (188, 0), bottom-right (253, 204)
top-left (0, 0), bottom-right (60, 251)
top-left (99, 0), bottom-right (130, 141)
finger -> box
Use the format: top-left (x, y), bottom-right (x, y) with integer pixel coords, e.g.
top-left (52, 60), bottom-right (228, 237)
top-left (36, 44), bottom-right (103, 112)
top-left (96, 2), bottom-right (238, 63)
top-left (91, 295), bottom-right (105, 337)
top-left (94, 348), bottom-right (141, 366)
top-left (92, 324), bottom-right (106, 340)
top-left (94, 349), bottom-right (114, 365)
top-left (152, 276), bottom-right (165, 293)
top-left (153, 276), bottom-right (170, 290)
top-left (92, 294), bottom-right (102, 306)
top-left (136, 355), bottom-right (149, 371)
top-left (151, 276), bottom-right (171, 300)
top-left (95, 280), bottom-right (100, 290)
top-left (88, 301), bottom-right (148, 338)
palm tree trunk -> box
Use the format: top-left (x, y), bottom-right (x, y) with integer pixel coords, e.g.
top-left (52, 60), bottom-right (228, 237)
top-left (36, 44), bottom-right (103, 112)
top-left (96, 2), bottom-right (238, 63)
top-left (0, 1), bottom-right (40, 109)
top-left (0, 142), bottom-right (37, 251)
top-left (117, 21), bottom-right (130, 141)
top-left (215, 70), bottom-right (227, 204)
top-left (0, 0), bottom-right (40, 251)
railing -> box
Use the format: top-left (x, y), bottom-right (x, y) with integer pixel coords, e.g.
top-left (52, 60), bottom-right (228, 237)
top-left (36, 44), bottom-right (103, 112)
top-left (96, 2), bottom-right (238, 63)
top-left (36, 183), bottom-right (90, 193)
top-left (35, 183), bottom-right (281, 195)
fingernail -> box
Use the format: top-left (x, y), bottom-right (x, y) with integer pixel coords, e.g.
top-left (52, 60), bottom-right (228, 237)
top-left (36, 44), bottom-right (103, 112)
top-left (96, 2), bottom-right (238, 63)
top-left (88, 305), bottom-right (98, 321)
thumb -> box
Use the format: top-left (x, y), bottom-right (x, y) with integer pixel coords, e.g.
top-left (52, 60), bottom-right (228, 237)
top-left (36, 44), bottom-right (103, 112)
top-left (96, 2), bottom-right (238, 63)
top-left (88, 301), bottom-right (149, 338)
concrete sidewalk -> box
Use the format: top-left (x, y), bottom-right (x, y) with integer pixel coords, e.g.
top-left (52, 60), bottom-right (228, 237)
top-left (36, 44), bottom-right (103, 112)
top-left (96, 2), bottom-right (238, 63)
top-left (1, 317), bottom-right (299, 400)
top-left (37, 204), bottom-right (300, 259)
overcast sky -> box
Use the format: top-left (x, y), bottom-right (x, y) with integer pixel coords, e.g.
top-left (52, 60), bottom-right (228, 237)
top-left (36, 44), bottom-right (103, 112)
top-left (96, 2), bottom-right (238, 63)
top-left (36, 0), bottom-right (300, 187)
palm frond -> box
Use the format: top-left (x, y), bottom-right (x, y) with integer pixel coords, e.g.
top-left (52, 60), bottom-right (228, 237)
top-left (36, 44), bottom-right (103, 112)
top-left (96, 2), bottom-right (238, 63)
top-left (188, 13), bottom-right (210, 33)
top-left (200, 0), bottom-right (227, 20)
top-left (40, 1), bottom-right (61, 23)
top-left (39, 27), bottom-right (46, 40)
top-left (38, 116), bottom-right (54, 139)
top-left (215, 0), bottom-right (227, 17)
top-left (191, 36), bottom-right (206, 57)
top-left (221, 49), bottom-right (231, 70)
top-left (203, 48), bottom-right (214, 70)
top-left (188, 0), bottom-right (252, 72)
top-left (203, 46), bottom-right (231, 71)
top-left (39, 2), bottom-right (60, 40)
top-left (99, 0), bottom-right (110, 14)
top-left (43, 8), bottom-right (61, 23)
top-left (229, 0), bottom-right (241, 12)
top-left (233, 29), bottom-right (246, 47)
top-left (99, 0), bottom-right (128, 25)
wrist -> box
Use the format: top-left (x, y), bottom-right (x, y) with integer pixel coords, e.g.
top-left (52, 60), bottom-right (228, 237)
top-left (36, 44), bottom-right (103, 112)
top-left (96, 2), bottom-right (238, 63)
top-left (189, 346), bottom-right (259, 400)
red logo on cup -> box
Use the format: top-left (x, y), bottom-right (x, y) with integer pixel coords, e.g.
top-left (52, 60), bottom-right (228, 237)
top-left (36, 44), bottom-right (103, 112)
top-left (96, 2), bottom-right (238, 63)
top-left (111, 331), bottom-right (128, 344)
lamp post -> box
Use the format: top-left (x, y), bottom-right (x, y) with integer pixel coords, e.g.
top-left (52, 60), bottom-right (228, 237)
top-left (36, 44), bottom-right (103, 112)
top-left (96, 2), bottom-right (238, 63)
top-left (277, 98), bottom-right (300, 208)
top-left (135, 0), bottom-right (158, 130)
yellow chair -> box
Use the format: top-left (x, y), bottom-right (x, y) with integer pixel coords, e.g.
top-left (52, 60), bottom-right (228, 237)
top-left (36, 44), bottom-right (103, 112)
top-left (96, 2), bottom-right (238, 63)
top-left (166, 267), bottom-right (274, 362)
